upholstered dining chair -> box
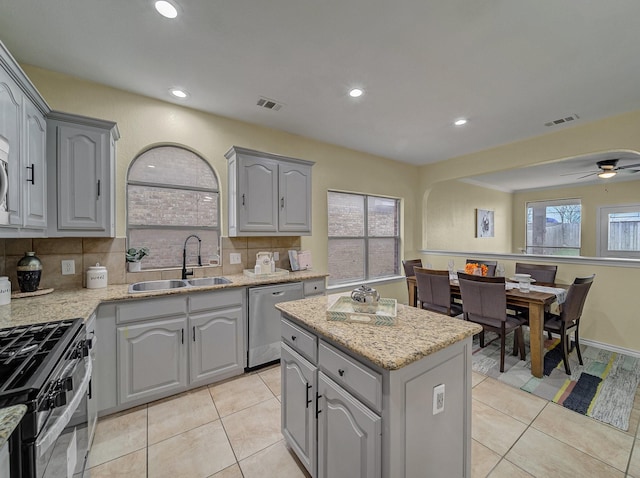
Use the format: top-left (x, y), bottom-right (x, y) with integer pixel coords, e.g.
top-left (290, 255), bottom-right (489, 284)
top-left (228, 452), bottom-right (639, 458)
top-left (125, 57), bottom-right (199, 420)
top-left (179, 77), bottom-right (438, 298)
top-left (402, 259), bottom-right (422, 277)
top-left (465, 259), bottom-right (497, 277)
top-left (458, 272), bottom-right (526, 372)
top-left (402, 259), bottom-right (423, 306)
top-left (414, 267), bottom-right (463, 317)
top-left (543, 274), bottom-right (595, 375)
top-left (515, 262), bottom-right (558, 286)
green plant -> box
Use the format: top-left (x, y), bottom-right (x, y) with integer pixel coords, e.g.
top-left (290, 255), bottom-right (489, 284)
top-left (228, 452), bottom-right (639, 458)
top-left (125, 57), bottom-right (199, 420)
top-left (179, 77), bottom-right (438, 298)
top-left (126, 247), bottom-right (150, 262)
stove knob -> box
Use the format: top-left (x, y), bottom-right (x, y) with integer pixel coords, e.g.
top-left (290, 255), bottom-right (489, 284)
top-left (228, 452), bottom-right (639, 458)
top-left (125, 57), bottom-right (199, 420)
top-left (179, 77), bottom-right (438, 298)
top-left (53, 390), bottom-right (67, 408)
top-left (59, 376), bottom-right (73, 392)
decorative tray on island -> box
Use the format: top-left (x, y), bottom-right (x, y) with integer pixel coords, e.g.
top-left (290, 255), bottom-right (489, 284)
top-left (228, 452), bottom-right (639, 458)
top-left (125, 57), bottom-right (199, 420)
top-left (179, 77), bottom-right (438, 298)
top-left (327, 296), bottom-right (398, 326)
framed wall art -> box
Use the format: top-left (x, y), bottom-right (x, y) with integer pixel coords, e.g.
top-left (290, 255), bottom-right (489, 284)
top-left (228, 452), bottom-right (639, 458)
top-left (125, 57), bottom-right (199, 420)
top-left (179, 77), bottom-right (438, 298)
top-left (476, 208), bottom-right (494, 238)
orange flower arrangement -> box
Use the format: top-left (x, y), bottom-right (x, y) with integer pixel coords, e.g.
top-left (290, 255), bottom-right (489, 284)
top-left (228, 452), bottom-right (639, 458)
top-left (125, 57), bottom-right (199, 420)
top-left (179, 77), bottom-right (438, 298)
top-left (464, 263), bottom-right (488, 276)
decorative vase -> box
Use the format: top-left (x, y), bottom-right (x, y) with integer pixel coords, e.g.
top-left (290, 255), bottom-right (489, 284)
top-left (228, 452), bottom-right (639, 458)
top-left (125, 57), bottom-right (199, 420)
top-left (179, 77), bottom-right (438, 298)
top-left (128, 261), bottom-right (142, 272)
top-left (17, 252), bottom-right (42, 292)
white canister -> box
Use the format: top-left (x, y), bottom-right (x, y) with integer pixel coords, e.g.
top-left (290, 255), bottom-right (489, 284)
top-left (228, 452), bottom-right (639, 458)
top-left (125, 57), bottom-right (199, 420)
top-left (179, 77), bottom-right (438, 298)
top-left (86, 263), bottom-right (108, 289)
top-left (0, 276), bottom-right (10, 305)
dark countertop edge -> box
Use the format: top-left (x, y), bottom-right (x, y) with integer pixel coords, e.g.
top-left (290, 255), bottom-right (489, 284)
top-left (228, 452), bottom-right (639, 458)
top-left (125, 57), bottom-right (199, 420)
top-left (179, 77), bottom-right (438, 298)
top-left (0, 404), bottom-right (27, 447)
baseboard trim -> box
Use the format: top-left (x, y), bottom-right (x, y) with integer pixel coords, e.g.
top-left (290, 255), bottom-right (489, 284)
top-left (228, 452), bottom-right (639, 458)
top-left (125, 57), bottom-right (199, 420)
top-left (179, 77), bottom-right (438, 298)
top-left (547, 333), bottom-right (640, 359)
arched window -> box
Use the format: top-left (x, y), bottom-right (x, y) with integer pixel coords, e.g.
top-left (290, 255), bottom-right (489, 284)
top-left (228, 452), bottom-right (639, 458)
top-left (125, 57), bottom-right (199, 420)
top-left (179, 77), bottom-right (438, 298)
top-left (127, 146), bottom-right (220, 269)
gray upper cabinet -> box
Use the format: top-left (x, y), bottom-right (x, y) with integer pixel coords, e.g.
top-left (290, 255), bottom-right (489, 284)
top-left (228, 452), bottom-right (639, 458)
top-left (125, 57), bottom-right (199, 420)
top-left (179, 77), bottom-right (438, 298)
top-left (47, 111), bottom-right (119, 237)
top-left (226, 146), bottom-right (314, 236)
top-left (0, 41), bottom-right (50, 236)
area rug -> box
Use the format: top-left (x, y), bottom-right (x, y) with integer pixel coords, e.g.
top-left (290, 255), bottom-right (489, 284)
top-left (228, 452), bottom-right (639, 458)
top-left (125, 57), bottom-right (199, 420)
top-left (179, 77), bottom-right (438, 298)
top-left (471, 329), bottom-right (640, 431)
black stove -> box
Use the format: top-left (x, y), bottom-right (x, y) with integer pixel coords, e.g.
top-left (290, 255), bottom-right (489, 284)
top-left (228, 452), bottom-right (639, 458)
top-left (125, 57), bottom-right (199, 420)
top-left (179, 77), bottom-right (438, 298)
top-left (0, 319), bottom-right (91, 478)
top-left (0, 319), bottom-right (83, 407)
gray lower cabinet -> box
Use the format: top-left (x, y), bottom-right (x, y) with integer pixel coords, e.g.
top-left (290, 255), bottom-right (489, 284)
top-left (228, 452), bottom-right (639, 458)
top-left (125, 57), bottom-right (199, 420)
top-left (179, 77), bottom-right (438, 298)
top-left (317, 372), bottom-right (382, 478)
top-left (97, 288), bottom-right (245, 415)
top-left (0, 441), bottom-right (8, 478)
top-left (118, 317), bottom-right (188, 404)
top-left (189, 305), bottom-right (244, 386)
top-left (281, 343), bottom-right (317, 476)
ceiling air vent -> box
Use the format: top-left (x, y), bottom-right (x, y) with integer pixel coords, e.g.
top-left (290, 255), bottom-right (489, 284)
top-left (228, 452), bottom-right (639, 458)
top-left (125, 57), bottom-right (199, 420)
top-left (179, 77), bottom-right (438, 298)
top-left (544, 114), bottom-right (580, 127)
top-left (256, 96), bottom-right (284, 111)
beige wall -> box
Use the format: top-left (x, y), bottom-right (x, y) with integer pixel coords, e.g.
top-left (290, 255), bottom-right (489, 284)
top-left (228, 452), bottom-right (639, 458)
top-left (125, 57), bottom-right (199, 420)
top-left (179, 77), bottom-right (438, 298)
top-left (21, 65), bottom-right (417, 301)
top-left (419, 111), bottom-right (640, 353)
top-left (425, 180), bottom-right (512, 252)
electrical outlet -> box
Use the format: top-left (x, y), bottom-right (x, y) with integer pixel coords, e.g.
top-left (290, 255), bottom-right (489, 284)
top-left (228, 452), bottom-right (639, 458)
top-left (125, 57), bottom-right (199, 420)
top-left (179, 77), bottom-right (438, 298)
top-left (229, 253), bottom-right (241, 265)
top-left (61, 260), bottom-right (75, 275)
top-left (433, 383), bottom-right (445, 415)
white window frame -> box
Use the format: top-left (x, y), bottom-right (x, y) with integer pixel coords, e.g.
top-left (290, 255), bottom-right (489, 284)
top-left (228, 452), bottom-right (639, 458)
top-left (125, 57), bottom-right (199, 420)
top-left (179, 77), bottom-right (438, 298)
top-left (327, 190), bottom-right (401, 287)
top-left (525, 198), bottom-right (582, 255)
top-left (597, 203), bottom-right (640, 258)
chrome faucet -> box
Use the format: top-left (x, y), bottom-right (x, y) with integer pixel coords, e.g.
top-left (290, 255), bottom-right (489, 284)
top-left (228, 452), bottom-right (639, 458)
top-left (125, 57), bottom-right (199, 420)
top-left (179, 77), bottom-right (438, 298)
top-left (182, 234), bottom-right (202, 279)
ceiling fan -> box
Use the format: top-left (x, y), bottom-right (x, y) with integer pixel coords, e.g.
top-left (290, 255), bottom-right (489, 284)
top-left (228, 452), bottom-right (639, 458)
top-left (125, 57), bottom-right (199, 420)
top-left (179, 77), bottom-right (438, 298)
top-left (567, 159), bottom-right (640, 180)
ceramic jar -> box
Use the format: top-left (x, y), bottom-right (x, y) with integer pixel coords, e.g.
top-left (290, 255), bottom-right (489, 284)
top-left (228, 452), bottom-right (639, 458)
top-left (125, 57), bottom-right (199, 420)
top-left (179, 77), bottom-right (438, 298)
top-left (17, 252), bottom-right (42, 293)
top-left (0, 276), bottom-right (10, 305)
top-left (86, 263), bottom-right (108, 289)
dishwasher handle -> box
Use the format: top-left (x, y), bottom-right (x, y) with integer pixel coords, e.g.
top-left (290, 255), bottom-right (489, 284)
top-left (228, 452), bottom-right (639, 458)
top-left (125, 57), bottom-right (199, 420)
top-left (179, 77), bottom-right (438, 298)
top-left (271, 291), bottom-right (285, 296)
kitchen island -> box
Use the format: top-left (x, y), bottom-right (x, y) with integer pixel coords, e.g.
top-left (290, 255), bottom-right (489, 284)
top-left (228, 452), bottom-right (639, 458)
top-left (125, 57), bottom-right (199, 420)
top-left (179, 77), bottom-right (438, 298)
top-left (276, 295), bottom-right (482, 478)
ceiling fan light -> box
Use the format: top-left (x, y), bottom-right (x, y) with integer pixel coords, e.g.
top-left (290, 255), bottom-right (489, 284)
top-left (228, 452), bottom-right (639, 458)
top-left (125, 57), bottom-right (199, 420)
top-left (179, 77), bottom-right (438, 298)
top-left (598, 171), bottom-right (616, 179)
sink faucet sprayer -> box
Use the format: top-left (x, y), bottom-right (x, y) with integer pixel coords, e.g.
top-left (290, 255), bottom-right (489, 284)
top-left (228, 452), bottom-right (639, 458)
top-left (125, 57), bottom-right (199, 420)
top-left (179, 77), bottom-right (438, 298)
top-left (182, 234), bottom-right (202, 279)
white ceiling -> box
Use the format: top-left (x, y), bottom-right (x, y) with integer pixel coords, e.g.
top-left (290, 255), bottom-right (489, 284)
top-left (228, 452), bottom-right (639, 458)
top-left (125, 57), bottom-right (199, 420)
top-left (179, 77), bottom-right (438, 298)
top-left (1, 0), bottom-right (640, 173)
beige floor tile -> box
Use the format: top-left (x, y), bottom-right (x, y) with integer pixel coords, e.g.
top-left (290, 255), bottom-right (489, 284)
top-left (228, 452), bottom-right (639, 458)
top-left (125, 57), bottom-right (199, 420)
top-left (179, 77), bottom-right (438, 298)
top-left (506, 427), bottom-right (625, 477)
top-left (209, 463), bottom-right (244, 477)
top-left (222, 397), bottom-right (283, 461)
top-left (471, 439), bottom-right (500, 478)
top-left (627, 437), bottom-right (640, 477)
top-left (210, 373), bottom-right (275, 416)
top-left (472, 399), bottom-right (527, 455)
top-left (240, 440), bottom-right (310, 478)
top-left (148, 421), bottom-right (236, 478)
top-left (89, 449), bottom-right (146, 478)
top-left (473, 378), bottom-right (547, 425)
top-left (487, 459), bottom-right (533, 477)
top-left (532, 402), bottom-right (633, 471)
top-left (148, 387), bottom-right (219, 444)
top-left (90, 406), bottom-right (147, 468)
top-left (259, 364), bottom-right (282, 397)
top-left (472, 372), bottom-right (487, 388)
top-left (628, 387), bottom-right (640, 437)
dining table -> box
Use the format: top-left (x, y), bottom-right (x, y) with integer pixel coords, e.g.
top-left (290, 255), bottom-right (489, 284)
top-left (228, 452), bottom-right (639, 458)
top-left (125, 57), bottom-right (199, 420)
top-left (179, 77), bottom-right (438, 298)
top-left (406, 275), bottom-right (562, 378)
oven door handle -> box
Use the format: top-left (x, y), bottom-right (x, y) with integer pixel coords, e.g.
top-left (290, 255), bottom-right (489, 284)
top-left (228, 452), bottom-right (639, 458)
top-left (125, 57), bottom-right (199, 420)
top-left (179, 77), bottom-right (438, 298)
top-left (35, 358), bottom-right (92, 457)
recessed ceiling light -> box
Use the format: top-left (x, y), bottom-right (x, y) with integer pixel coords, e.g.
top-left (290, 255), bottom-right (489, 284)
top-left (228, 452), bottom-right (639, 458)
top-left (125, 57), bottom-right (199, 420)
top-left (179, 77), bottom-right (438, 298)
top-left (454, 118), bottom-right (468, 126)
top-left (349, 88), bottom-right (364, 98)
top-left (170, 88), bottom-right (188, 98)
top-left (155, 1), bottom-right (178, 19)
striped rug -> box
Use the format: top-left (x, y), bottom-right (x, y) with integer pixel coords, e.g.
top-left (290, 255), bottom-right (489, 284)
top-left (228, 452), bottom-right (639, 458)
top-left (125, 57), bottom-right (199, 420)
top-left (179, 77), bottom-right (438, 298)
top-left (470, 330), bottom-right (640, 431)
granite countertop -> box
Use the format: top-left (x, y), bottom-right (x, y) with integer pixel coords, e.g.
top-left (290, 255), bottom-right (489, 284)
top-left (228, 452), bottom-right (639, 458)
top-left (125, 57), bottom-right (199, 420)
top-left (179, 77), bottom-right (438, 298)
top-left (276, 295), bottom-right (482, 370)
top-left (0, 270), bottom-right (328, 329)
top-left (0, 405), bottom-right (26, 447)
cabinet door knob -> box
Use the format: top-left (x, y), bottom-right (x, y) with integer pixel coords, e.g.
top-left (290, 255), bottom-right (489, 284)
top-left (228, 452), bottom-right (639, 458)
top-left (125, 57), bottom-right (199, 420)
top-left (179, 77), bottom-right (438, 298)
top-left (26, 164), bottom-right (35, 185)
top-left (291, 335), bottom-right (297, 341)
top-left (338, 369), bottom-right (345, 377)
top-left (281, 197), bottom-right (285, 208)
top-left (242, 193), bottom-right (246, 206)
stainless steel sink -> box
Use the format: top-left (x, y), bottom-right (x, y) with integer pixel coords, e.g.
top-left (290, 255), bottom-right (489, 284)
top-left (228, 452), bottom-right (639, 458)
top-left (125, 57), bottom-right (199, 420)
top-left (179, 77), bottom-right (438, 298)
top-left (128, 279), bottom-right (189, 293)
top-left (187, 277), bottom-right (232, 287)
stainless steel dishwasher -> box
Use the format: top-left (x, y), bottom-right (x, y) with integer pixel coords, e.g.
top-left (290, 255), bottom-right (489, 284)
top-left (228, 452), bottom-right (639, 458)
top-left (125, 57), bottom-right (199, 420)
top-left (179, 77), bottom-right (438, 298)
top-left (248, 282), bottom-right (304, 368)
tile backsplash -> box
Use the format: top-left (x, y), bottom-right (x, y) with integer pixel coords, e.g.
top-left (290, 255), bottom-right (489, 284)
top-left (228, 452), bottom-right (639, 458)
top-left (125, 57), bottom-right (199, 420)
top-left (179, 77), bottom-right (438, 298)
top-left (0, 236), bottom-right (301, 291)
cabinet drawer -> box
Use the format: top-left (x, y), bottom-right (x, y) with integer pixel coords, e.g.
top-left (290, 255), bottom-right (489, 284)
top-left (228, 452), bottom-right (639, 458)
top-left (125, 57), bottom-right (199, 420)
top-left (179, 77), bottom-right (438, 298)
top-left (319, 341), bottom-right (382, 412)
top-left (189, 288), bottom-right (243, 312)
top-left (303, 278), bottom-right (326, 296)
top-left (281, 318), bottom-right (317, 363)
top-left (116, 296), bottom-right (187, 324)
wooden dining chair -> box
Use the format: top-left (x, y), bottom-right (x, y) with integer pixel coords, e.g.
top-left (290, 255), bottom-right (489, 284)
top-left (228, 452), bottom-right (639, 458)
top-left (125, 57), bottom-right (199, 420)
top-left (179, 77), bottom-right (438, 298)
top-left (543, 274), bottom-right (595, 375)
top-left (414, 267), bottom-right (463, 317)
top-left (458, 272), bottom-right (526, 372)
top-left (465, 259), bottom-right (497, 277)
top-left (515, 262), bottom-right (558, 286)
